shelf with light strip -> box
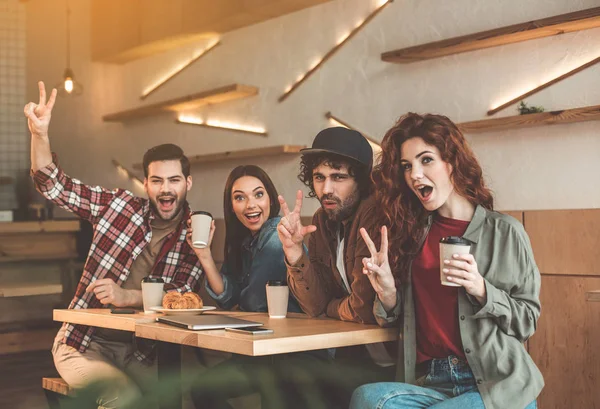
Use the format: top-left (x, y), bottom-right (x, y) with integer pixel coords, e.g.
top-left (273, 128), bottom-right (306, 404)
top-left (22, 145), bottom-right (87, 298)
top-left (103, 84), bottom-right (259, 123)
top-left (487, 54), bottom-right (600, 116)
top-left (279, 0), bottom-right (393, 102)
top-left (141, 39), bottom-right (221, 100)
top-left (458, 104), bottom-right (600, 133)
top-left (176, 115), bottom-right (268, 137)
top-left (382, 7), bottom-right (600, 63)
top-left (133, 145), bottom-right (305, 169)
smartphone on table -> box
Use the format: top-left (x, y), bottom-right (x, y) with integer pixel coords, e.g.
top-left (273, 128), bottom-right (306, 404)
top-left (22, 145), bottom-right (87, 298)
top-left (225, 326), bottom-right (274, 335)
top-left (110, 307), bottom-right (136, 314)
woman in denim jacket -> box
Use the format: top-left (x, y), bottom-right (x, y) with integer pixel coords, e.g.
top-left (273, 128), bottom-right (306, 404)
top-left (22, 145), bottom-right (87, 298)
top-left (189, 165), bottom-right (321, 409)
top-left (189, 164), bottom-right (301, 313)
top-left (353, 114), bottom-right (543, 409)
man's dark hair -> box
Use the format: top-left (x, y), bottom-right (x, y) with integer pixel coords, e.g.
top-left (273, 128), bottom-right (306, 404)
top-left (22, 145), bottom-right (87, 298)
top-left (142, 144), bottom-right (190, 178)
top-left (298, 153), bottom-right (372, 199)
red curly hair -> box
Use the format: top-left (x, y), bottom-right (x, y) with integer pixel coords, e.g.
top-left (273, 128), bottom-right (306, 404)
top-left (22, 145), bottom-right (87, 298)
top-left (372, 113), bottom-right (494, 279)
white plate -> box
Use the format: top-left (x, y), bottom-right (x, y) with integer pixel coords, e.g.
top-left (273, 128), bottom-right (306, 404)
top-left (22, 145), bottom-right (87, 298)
top-left (150, 306), bottom-right (217, 316)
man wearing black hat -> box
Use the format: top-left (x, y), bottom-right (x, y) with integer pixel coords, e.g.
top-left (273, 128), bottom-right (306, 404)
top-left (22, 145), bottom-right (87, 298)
top-left (277, 127), bottom-right (394, 406)
top-left (278, 126), bottom-right (379, 323)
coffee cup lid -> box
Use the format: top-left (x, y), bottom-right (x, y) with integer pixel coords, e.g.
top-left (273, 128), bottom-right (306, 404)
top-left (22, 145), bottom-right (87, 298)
top-left (440, 236), bottom-right (470, 245)
top-left (267, 280), bottom-right (287, 286)
top-left (142, 277), bottom-right (165, 283)
top-left (191, 211), bottom-right (213, 218)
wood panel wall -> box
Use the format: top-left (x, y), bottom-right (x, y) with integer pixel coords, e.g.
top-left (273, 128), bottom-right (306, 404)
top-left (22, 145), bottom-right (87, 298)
top-left (525, 209), bottom-right (600, 276)
top-left (524, 209), bottom-right (600, 409)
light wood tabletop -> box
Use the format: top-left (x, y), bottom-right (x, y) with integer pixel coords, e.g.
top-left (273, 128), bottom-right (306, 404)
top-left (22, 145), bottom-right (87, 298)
top-left (53, 309), bottom-right (398, 356)
top-left (54, 308), bottom-right (152, 332)
top-left (135, 312), bottom-right (397, 356)
top-left (53, 308), bottom-right (278, 332)
top-left (586, 290), bottom-right (600, 302)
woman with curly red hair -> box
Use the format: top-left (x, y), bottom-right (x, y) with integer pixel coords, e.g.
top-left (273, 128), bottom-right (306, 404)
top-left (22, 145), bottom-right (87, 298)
top-left (351, 113), bottom-right (543, 409)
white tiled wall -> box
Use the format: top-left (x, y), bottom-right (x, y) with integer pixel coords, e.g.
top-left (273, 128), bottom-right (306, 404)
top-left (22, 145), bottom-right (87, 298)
top-left (0, 0), bottom-right (26, 211)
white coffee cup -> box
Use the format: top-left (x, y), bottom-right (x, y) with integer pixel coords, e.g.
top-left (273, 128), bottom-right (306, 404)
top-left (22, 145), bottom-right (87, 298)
top-left (141, 277), bottom-right (165, 313)
top-left (439, 236), bottom-right (471, 287)
top-left (266, 280), bottom-right (289, 319)
top-left (191, 211), bottom-right (213, 249)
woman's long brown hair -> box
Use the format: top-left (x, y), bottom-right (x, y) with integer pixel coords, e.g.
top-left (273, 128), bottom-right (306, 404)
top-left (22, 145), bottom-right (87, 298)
top-left (223, 165), bottom-right (281, 277)
top-left (372, 113), bottom-right (494, 279)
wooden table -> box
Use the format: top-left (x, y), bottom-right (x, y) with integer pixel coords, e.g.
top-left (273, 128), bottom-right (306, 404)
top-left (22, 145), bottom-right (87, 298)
top-left (54, 309), bottom-right (397, 409)
top-left (135, 311), bottom-right (396, 356)
top-left (586, 290), bottom-right (600, 302)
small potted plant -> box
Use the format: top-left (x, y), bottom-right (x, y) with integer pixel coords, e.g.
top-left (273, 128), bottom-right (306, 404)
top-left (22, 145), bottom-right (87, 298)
top-left (518, 101), bottom-right (545, 115)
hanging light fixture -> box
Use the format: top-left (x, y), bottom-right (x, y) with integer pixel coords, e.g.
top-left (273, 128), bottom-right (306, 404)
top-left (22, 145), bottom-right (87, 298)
top-left (56, 0), bottom-right (83, 96)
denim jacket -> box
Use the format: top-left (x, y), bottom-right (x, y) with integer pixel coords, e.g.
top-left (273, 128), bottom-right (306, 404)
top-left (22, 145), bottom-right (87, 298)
top-left (205, 216), bottom-right (302, 313)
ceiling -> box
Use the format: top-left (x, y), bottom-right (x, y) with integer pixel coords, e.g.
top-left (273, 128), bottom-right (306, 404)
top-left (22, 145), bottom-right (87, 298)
top-left (90, 0), bottom-right (333, 63)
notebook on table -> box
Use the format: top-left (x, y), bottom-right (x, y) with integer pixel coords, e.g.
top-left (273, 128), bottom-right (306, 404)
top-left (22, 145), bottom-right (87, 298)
top-left (157, 315), bottom-right (263, 331)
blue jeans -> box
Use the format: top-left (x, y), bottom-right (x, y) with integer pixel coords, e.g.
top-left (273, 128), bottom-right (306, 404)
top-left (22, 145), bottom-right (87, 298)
top-left (350, 356), bottom-right (537, 409)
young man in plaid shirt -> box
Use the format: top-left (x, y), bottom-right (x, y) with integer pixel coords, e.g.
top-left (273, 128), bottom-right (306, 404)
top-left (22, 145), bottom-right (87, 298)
top-left (25, 82), bottom-right (203, 408)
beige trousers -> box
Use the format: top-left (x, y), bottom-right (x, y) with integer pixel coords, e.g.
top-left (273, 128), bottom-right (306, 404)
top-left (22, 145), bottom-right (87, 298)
top-left (52, 325), bottom-right (157, 409)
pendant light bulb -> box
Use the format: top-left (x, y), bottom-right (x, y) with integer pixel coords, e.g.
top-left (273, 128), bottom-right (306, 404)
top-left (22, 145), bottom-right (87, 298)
top-left (64, 78), bottom-right (73, 94)
top-left (58, 67), bottom-right (82, 96)
top-left (56, 0), bottom-right (83, 97)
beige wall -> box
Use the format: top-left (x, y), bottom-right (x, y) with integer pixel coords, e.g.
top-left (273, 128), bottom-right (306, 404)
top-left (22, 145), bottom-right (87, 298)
top-left (25, 0), bottom-right (600, 218)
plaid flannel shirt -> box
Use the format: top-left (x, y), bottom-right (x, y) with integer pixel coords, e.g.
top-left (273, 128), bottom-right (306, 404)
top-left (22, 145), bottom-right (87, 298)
top-left (32, 158), bottom-right (203, 363)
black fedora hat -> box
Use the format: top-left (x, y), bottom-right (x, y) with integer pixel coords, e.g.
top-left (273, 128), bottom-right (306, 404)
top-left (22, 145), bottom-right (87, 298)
top-left (300, 127), bottom-right (373, 169)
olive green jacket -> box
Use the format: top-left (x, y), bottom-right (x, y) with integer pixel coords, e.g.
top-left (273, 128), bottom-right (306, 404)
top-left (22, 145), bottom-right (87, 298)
top-left (375, 205), bottom-right (544, 409)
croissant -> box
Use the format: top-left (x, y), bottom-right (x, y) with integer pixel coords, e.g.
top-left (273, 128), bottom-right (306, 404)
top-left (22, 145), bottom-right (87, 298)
top-left (162, 292), bottom-right (203, 309)
top-left (183, 292), bottom-right (203, 308)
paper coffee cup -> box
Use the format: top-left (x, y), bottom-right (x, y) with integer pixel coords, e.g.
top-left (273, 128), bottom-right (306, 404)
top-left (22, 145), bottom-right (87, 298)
top-left (439, 236), bottom-right (471, 287)
top-left (191, 211), bottom-right (213, 249)
top-left (266, 280), bottom-right (289, 319)
top-left (141, 277), bottom-right (165, 313)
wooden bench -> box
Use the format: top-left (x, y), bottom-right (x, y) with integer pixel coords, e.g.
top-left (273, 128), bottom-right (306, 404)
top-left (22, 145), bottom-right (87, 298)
top-left (42, 377), bottom-right (73, 408)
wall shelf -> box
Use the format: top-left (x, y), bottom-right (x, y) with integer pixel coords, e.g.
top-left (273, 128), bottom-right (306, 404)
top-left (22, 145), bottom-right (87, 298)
top-left (487, 54), bottom-right (600, 116)
top-left (102, 84), bottom-right (259, 122)
top-left (176, 117), bottom-right (268, 137)
top-left (133, 145), bottom-right (305, 169)
top-left (0, 176), bottom-right (12, 186)
top-left (458, 104), bottom-right (600, 133)
top-left (381, 7), bottom-right (600, 63)
top-left (0, 220), bottom-right (80, 235)
top-left (0, 284), bottom-right (63, 298)
top-left (0, 322), bottom-right (59, 354)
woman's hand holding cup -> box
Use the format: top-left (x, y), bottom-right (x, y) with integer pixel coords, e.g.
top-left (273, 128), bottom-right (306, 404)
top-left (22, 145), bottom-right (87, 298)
top-left (442, 253), bottom-right (487, 305)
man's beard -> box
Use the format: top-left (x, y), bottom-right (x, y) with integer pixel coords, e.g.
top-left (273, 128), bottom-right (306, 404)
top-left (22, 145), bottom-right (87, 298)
top-left (149, 193), bottom-right (185, 221)
top-left (320, 189), bottom-right (360, 223)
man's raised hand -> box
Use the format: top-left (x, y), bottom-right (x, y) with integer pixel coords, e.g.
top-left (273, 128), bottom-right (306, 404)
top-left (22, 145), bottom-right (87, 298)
top-left (24, 81), bottom-right (57, 138)
top-left (277, 190), bottom-right (317, 265)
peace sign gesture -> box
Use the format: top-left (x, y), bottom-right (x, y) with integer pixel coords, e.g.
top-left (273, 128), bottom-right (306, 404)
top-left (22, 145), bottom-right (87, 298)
top-left (360, 226), bottom-right (397, 310)
top-left (24, 81), bottom-right (57, 138)
top-left (277, 190), bottom-right (317, 265)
